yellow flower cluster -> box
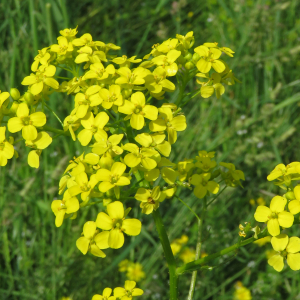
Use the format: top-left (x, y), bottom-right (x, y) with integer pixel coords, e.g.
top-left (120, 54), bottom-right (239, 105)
top-left (254, 162), bottom-right (300, 271)
top-left (118, 260), bottom-right (146, 282)
top-left (92, 281), bottom-right (143, 300)
top-left (170, 234), bottom-right (189, 255)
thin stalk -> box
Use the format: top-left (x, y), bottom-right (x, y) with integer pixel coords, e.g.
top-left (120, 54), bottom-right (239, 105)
top-left (176, 227), bottom-right (269, 275)
top-left (207, 186), bottom-right (227, 206)
top-left (175, 195), bottom-right (200, 221)
top-left (43, 102), bottom-right (64, 127)
top-left (29, 0), bottom-right (38, 54)
top-left (41, 125), bottom-right (66, 135)
top-left (152, 210), bottom-right (178, 300)
top-left (187, 197), bottom-right (206, 300)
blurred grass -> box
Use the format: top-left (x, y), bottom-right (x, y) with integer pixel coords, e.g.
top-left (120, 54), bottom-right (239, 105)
top-left (0, 0), bottom-right (300, 299)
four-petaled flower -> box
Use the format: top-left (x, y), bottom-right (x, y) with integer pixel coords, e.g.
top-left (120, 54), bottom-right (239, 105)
top-left (190, 173), bottom-right (219, 199)
top-left (113, 281), bottom-right (143, 300)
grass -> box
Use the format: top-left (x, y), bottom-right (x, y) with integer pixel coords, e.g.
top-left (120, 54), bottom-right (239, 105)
top-left (1, 0), bottom-right (300, 299)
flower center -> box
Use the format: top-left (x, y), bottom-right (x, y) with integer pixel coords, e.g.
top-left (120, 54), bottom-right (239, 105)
top-left (110, 174), bottom-right (119, 184)
top-left (0, 142), bottom-right (4, 150)
top-left (134, 105), bottom-right (143, 114)
top-left (81, 183), bottom-right (90, 192)
top-left (22, 116), bottom-right (32, 126)
top-left (148, 197), bottom-right (155, 204)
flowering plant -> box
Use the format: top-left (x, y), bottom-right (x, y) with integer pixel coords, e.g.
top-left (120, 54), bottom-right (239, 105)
top-left (2, 26), bottom-right (299, 299)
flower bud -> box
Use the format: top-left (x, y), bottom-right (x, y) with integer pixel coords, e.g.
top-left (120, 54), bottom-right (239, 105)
top-left (9, 101), bottom-right (19, 115)
top-left (192, 53), bottom-right (200, 63)
top-left (10, 88), bottom-right (20, 100)
top-left (184, 52), bottom-right (192, 61)
top-left (185, 61), bottom-right (194, 70)
top-left (24, 92), bottom-right (35, 105)
top-left (285, 191), bottom-right (295, 200)
top-left (177, 55), bottom-right (185, 65)
top-left (122, 89), bottom-right (132, 99)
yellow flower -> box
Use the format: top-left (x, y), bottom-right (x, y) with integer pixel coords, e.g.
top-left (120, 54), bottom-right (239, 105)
top-left (177, 160), bottom-right (194, 181)
top-left (233, 282), bottom-right (252, 300)
top-left (194, 45), bottom-right (225, 73)
top-left (134, 186), bottom-right (166, 214)
top-left (123, 143), bottom-right (158, 170)
top-left (76, 221), bottom-right (108, 257)
top-left (0, 126), bottom-right (14, 166)
top-left (179, 248), bottom-right (195, 264)
top-left (195, 157), bottom-right (216, 172)
top-left (144, 66), bottom-right (175, 95)
top-left (22, 65), bottom-right (59, 95)
top-left (149, 107), bottom-right (186, 144)
top-left (74, 45), bottom-right (106, 67)
top-left (77, 111), bottom-right (109, 146)
top-left (72, 85), bottom-right (102, 118)
top-left (8, 103), bottom-right (46, 140)
top-left (288, 185), bottom-right (300, 215)
top-left (51, 36), bottom-right (73, 55)
top-left (176, 31), bottom-right (194, 50)
top-left (92, 134), bottom-right (124, 157)
top-left (254, 196), bottom-right (294, 236)
top-left (83, 62), bottom-right (115, 81)
top-left (92, 288), bottom-right (116, 300)
top-left (96, 201), bottom-right (141, 249)
top-left (268, 234), bottom-right (300, 272)
top-left (126, 262), bottom-right (145, 282)
top-left (267, 162), bottom-right (300, 181)
top-left (196, 150), bottom-right (215, 159)
top-left (114, 281), bottom-right (143, 300)
top-left (26, 131), bottom-right (52, 168)
top-left (115, 67), bottom-right (150, 86)
top-left (31, 47), bottom-right (50, 72)
top-left (118, 92), bottom-right (158, 130)
top-left (96, 162), bottom-right (130, 193)
top-left (112, 55), bottom-right (142, 67)
top-left (99, 85), bottom-right (123, 109)
top-left (171, 242), bottom-right (182, 256)
top-left (135, 132), bottom-right (171, 157)
top-left (190, 173), bottom-right (219, 199)
top-left (59, 27), bottom-right (78, 38)
top-left (68, 172), bottom-right (99, 201)
top-left (151, 49), bottom-right (181, 76)
top-left (119, 259), bottom-right (130, 272)
top-left (220, 162), bottom-right (245, 187)
top-left (51, 190), bottom-right (79, 227)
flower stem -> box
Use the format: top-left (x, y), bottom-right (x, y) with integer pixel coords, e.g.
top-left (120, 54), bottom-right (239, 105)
top-left (187, 197), bottom-right (206, 300)
top-left (152, 210), bottom-right (178, 300)
top-left (41, 125), bottom-right (66, 135)
top-left (176, 227), bottom-right (269, 275)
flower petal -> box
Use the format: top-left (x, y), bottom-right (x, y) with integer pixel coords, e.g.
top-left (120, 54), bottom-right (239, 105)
top-left (76, 237), bottom-right (90, 255)
top-left (254, 206), bottom-right (271, 222)
top-left (83, 221), bottom-right (96, 239)
top-left (278, 211), bottom-right (294, 228)
top-left (108, 229), bottom-right (124, 249)
top-left (89, 244), bottom-right (106, 258)
top-left (124, 280), bottom-right (136, 290)
top-left (94, 231), bottom-right (110, 249)
top-left (287, 253), bottom-right (300, 270)
top-left (122, 219), bottom-right (142, 236)
top-left (107, 201), bottom-right (124, 219)
top-left (288, 200), bottom-right (300, 215)
top-left (268, 254), bottom-right (284, 272)
top-left (99, 181), bottom-right (114, 192)
top-left (130, 114), bottom-right (144, 130)
top-left (270, 196), bottom-right (287, 213)
top-left (271, 234), bottom-right (289, 252)
top-left (267, 219), bottom-right (280, 237)
top-left (135, 188), bottom-right (151, 202)
top-left (286, 237), bottom-right (300, 254)
top-left (111, 162), bottom-right (126, 176)
top-left (22, 125), bottom-right (37, 140)
top-left (96, 212), bottom-right (113, 230)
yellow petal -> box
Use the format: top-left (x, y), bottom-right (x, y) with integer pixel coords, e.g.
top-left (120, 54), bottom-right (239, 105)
top-left (132, 288), bottom-right (144, 296)
top-left (78, 129), bottom-right (93, 146)
top-left (207, 181), bottom-right (219, 194)
top-left (131, 92), bottom-right (145, 106)
top-left (124, 280), bottom-right (136, 290)
top-left (143, 105), bottom-right (158, 120)
top-left (286, 237), bottom-right (300, 254)
top-left (65, 197), bottom-right (79, 214)
top-left (118, 100), bottom-right (135, 115)
top-left (44, 78), bottom-right (59, 89)
top-left (31, 81), bottom-right (44, 95)
top-left (122, 219), bottom-right (142, 236)
top-left (135, 133), bottom-right (152, 148)
top-left (89, 244), bottom-right (106, 258)
top-left (113, 287), bottom-right (126, 298)
top-left (116, 176), bottom-right (130, 186)
top-left (135, 188), bottom-right (151, 202)
top-left (196, 59), bottom-right (211, 73)
top-left (99, 181), bottom-right (114, 192)
top-left (161, 167), bottom-right (178, 184)
top-left (103, 287), bottom-right (112, 297)
top-left (288, 200), bottom-right (300, 215)
top-left (96, 169), bottom-right (112, 181)
top-left (278, 211), bottom-right (294, 228)
top-left (194, 45), bottom-right (209, 57)
top-left (22, 125), bottom-right (37, 140)
top-left (111, 162), bottom-right (126, 176)
top-left (83, 221), bottom-right (96, 239)
top-left (130, 114), bottom-right (144, 130)
top-left (271, 234), bottom-right (289, 252)
top-left (124, 153), bottom-right (141, 168)
top-left (171, 115), bottom-right (186, 131)
top-left (7, 117), bottom-right (23, 133)
top-left (17, 102), bottom-right (29, 117)
top-left (108, 229), bottom-right (124, 249)
top-left (201, 86), bottom-right (214, 98)
top-left (193, 185), bottom-right (207, 199)
top-left (55, 210), bottom-right (66, 227)
top-left (76, 237), bottom-right (90, 255)
top-left (94, 231), bottom-right (110, 249)
top-left (96, 212), bottom-right (113, 230)
top-left (107, 201), bottom-right (124, 219)
top-left (267, 219), bottom-right (280, 237)
top-left (212, 60), bottom-right (225, 73)
top-left (287, 253), bottom-right (300, 270)
top-left (149, 118), bottom-right (166, 132)
top-left (268, 254), bottom-right (284, 272)
top-left (28, 150), bottom-right (40, 168)
top-left (270, 196), bottom-right (287, 213)
top-left (141, 157), bottom-right (157, 170)
top-left (34, 131), bottom-right (52, 149)
top-left (254, 206), bottom-right (271, 222)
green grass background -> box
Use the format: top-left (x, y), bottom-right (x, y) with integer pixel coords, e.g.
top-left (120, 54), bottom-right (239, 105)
top-left (1, 0), bottom-right (300, 299)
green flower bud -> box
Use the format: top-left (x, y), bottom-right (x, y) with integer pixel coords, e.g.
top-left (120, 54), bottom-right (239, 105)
top-left (177, 55), bottom-right (185, 65)
top-left (184, 52), bottom-right (192, 61)
top-left (185, 61), bottom-right (194, 70)
top-left (10, 88), bottom-right (20, 100)
top-left (24, 92), bottom-right (34, 105)
top-left (285, 191), bottom-right (295, 200)
top-left (122, 89), bottom-right (132, 99)
top-left (192, 53), bottom-right (200, 63)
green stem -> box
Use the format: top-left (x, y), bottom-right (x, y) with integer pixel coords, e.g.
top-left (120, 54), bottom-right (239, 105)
top-left (41, 125), bottom-right (66, 135)
top-left (43, 102), bottom-right (64, 127)
top-left (187, 197), bottom-right (206, 300)
top-left (152, 210), bottom-right (178, 300)
top-left (176, 228), bottom-right (269, 275)
top-left (175, 195), bottom-right (200, 221)
top-left (29, 0), bottom-right (38, 54)
top-left (207, 186), bottom-right (227, 206)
